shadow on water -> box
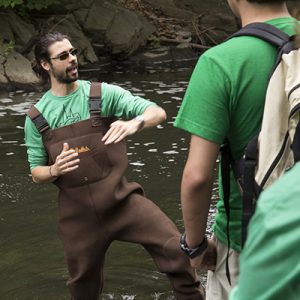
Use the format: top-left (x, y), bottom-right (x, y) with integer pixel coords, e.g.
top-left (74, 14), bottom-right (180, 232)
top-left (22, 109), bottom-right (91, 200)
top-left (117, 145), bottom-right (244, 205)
top-left (0, 60), bottom-right (218, 299)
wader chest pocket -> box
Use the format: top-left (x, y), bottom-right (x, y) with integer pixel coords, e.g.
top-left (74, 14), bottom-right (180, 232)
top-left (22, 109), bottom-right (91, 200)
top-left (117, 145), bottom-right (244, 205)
top-left (47, 135), bottom-right (113, 188)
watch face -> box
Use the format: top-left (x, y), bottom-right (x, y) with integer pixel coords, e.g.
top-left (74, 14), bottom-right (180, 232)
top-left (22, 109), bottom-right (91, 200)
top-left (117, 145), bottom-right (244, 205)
top-left (134, 115), bottom-right (145, 130)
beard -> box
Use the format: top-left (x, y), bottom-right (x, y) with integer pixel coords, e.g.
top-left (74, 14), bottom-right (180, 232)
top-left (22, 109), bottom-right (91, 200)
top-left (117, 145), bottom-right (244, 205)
top-left (51, 63), bottom-right (78, 84)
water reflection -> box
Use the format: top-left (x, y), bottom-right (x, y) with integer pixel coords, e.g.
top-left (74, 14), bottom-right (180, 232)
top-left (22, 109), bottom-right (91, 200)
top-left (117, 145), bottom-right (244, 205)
top-left (0, 64), bottom-right (217, 299)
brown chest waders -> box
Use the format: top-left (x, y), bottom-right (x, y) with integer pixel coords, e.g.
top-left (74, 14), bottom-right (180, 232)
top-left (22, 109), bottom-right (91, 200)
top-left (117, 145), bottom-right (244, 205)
top-left (27, 82), bottom-right (204, 300)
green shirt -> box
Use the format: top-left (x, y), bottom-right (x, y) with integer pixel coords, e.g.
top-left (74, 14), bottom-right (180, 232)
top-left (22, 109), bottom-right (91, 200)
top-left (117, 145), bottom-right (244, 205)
top-left (25, 80), bottom-right (155, 169)
top-left (230, 162), bottom-right (300, 300)
top-left (174, 17), bottom-right (298, 252)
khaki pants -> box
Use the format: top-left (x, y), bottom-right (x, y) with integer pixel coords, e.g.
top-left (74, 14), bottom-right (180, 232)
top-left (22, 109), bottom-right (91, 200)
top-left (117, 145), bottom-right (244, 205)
top-left (206, 238), bottom-right (240, 300)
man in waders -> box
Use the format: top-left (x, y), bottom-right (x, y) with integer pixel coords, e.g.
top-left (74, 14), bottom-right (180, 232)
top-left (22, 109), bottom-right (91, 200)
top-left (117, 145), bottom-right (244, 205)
top-left (175, 1), bottom-right (296, 299)
top-left (24, 32), bottom-right (204, 300)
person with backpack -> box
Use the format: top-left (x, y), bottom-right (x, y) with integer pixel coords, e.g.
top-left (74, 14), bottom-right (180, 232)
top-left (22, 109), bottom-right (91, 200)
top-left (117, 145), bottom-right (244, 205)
top-left (175, 0), bottom-right (299, 299)
top-left (24, 32), bottom-right (205, 300)
top-left (229, 161), bottom-right (300, 300)
top-left (232, 22), bottom-right (300, 300)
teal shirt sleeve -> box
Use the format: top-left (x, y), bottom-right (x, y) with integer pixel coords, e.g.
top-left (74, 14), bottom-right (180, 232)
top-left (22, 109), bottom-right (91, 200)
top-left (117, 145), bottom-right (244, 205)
top-left (101, 82), bottom-right (156, 118)
top-left (24, 115), bottom-right (48, 169)
top-left (174, 52), bottom-right (230, 144)
top-left (230, 164), bottom-right (300, 300)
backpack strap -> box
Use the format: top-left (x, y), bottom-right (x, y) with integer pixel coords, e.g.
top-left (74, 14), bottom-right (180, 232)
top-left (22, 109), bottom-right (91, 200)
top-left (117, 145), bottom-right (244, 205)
top-left (231, 22), bottom-right (290, 47)
top-left (89, 82), bottom-right (102, 114)
top-left (241, 136), bottom-right (260, 246)
top-left (292, 120), bottom-right (300, 163)
top-left (27, 106), bottom-right (50, 134)
top-left (220, 140), bottom-right (232, 285)
top-left (231, 23), bottom-right (294, 72)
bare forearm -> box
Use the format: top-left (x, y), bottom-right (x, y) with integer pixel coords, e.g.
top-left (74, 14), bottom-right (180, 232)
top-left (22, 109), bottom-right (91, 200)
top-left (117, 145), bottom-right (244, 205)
top-left (31, 143), bottom-right (79, 184)
top-left (102, 105), bottom-right (167, 144)
top-left (31, 165), bottom-right (57, 184)
top-left (181, 173), bottom-right (214, 248)
top-left (141, 105), bottom-right (167, 129)
top-left (180, 135), bottom-right (219, 248)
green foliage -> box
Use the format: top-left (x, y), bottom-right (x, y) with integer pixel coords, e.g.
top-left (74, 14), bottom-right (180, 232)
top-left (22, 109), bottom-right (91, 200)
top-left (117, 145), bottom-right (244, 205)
top-left (0, 0), bottom-right (58, 10)
top-left (0, 39), bottom-right (15, 57)
top-left (0, 0), bottom-right (23, 8)
top-left (4, 40), bottom-right (15, 56)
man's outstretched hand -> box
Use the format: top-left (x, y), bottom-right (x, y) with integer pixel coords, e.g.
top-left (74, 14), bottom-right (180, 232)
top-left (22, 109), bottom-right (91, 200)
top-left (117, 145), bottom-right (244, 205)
top-left (102, 119), bottom-right (142, 145)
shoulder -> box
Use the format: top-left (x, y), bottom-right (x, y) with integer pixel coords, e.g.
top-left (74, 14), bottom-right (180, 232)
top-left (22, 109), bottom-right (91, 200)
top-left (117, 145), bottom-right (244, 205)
top-left (32, 89), bottom-right (52, 113)
top-left (101, 82), bottom-right (128, 98)
top-left (101, 82), bottom-right (123, 92)
top-left (203, 34), bottom-right (272, 63)
top-left (78, 80), bottom-right (91, 95)
top-left (192, 36), bottom-right (266, 78)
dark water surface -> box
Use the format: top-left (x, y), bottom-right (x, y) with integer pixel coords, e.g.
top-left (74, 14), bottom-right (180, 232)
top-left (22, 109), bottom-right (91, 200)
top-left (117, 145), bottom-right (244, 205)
top-left (0, 62), bottom-right (217, 299)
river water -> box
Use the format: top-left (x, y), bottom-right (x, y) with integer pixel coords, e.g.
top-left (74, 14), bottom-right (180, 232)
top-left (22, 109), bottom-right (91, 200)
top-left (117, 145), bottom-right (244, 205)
top-left (0, 61), bottom-right (217, 299)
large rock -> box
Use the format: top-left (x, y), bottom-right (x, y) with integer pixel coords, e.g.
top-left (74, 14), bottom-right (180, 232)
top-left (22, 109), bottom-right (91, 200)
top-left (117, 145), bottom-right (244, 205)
top-left (174, 0), bottom-right (232, 15)
top-left (81, 0), bottom-right (115, 37)
top-left (0, 10), bottom-right (36, 47)
top-left (106, 8), bottom-right (155, 58)
top-left (44, 14), bottom-right (98, 65)
top-left (0, 50), bottom-right (8, 85)
top-left (82, 1), bottom-right (155, 59)
top-left (143, 0), bottom-right (195, 19)
top-left (0, 41), bottom-right (38, 89)
top-left (0, 16), bottom-right (14, 44)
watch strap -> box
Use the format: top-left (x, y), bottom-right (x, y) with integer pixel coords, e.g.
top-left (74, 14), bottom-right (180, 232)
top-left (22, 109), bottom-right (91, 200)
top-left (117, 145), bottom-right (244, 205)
top-left (180, 232), bottom-right (208, 259)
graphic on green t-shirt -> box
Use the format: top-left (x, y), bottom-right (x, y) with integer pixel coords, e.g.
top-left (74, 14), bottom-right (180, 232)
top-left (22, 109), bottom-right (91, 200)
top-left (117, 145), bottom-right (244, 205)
top-left (57, 104), bottom-right (81, 127)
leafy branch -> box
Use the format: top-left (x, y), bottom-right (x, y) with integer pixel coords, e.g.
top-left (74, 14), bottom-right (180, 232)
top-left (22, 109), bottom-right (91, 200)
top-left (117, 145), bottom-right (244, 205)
top-left (0, 0), bottom-right (58, 10)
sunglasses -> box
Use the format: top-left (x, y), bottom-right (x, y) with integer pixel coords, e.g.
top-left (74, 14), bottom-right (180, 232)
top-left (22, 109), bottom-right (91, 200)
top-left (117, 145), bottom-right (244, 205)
top-left (50, 48), bottom-right (78, 61)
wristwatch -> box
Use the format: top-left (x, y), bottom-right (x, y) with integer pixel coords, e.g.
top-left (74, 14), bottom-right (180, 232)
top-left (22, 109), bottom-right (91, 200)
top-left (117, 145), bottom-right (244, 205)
top-left (180, 232), bottom-right (208, 259)
top-left (134, 115), bottom-right (145, 130)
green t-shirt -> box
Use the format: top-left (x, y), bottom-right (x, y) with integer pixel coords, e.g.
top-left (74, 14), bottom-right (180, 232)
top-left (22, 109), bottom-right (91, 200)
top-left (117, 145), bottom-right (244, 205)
top-left (174, 17), bottom-right (298, 252)
top-left (25, 80), bottom-right (155, 169)
top-left (230, 162), bottom-right (300, 300)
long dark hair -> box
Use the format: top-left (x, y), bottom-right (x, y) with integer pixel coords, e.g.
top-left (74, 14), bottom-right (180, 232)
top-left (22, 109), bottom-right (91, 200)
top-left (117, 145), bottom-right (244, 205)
top-left (32, 32), bottom-right (69, 85)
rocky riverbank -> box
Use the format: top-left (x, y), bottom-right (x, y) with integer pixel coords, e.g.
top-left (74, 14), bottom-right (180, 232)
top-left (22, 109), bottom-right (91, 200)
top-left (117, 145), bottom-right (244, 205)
top-left (0, 0), bottom-right (299, 90)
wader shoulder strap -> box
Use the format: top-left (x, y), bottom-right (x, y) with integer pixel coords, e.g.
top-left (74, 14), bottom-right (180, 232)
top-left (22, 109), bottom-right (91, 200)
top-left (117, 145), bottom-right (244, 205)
top-left (27, 106), bottom-right (50, 134)
top-left (89, 82), bottom-right (102, 114)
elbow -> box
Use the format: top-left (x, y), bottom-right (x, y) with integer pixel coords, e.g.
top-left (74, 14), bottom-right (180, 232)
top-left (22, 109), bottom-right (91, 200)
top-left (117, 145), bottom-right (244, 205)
top-left (161, 109), bottom-right (167, 122)
top-left (158, 107), bottom-right (167, 123)
top-left (182, 168), bottom-right (213, 193)
top-left (31, 169), bottom-right (42, 184)
top-left (32, 175), bottom-right (40, 184)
